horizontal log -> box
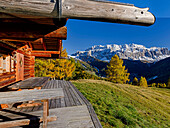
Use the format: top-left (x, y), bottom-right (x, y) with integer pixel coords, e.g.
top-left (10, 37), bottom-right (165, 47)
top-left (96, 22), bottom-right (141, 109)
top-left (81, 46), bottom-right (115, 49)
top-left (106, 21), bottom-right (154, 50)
top-left (0, 40), bottom-right (19, 49)
top-left (62, 0), bottom-right (155, 26)
top-left (31, 53), bottom-right (52, 58)
top-left (0, 72), bottom-right (16, 79)
top-left (0, 116), bottom-right (57, 128)
top-left (24, 74), bottom-right (30, 77)
top-left (0, 0), bottom-right (56, 18)
top-left (0, 0), bottom-right (155, 26)
top-left (33, 27), bottom-right (67, 44)
top-left (32, 51), bottom-right (60, 54)
top-left (24, 68), bottom-right (34, 71)
top-left (0, 22), bottom-right (59, 40)
top-left (0, 78), bottom-right (16, 88)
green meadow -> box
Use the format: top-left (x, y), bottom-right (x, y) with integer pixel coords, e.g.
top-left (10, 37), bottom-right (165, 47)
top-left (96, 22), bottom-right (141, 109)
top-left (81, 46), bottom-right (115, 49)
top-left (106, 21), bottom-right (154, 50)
top-left (72, 79), bottom-right (170, 128)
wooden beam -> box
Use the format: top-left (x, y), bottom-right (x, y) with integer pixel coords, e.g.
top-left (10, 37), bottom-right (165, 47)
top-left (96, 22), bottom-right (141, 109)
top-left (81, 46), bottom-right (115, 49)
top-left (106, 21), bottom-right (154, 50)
top-left (61, 0), bottom-right (155, 26)
top-left (31, 53), bottom-right (51, 57)
top-left (0, 40), bottom-right (19, 49)
top-left (2, 39), bottom-right (32, 43)
top-left (41, 38), bottom-right (47, 51)
top-left (0, 0), bottom-right (155, 26)
top-left (28, 42), bottom-right (33, 49)
top-left (0, 22), bottom-right (59, 40)
top-left (31, 51), bottom-right (60, 54)
top-left (0, 0), bottom-right (56, 18)
top-left (33, 26), bottom-right (67, 44)
top-left (0, 13), bottom-right (57, 26)
top-left (44, 27), bottom-right (67, 39)
top-left (0, 42), bottom-right (16, 51)
top-left (0, 116), bottom-right (57, 128)
top-left (58, 40), bottom-right (62, 58)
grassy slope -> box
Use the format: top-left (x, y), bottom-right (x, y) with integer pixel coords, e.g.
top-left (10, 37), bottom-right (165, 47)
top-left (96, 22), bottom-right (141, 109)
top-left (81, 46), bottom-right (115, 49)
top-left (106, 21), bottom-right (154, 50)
top-left (72, 79), bottom-right (170, 128)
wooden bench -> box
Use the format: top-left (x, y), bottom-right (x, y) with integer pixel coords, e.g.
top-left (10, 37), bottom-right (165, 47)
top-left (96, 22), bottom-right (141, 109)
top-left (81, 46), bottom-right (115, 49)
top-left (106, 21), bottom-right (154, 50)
top-left (0, 88), bottom-right (64, 128)
top-left (8, 77), bottom-right (50, 90)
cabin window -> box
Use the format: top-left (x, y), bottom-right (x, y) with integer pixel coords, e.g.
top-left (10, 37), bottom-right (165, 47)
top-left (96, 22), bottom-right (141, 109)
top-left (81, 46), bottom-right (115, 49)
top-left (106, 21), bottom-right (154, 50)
top-left (0, 56), bottom-right (3, 74)
top-left (0, 55), bottom-right (15, 74)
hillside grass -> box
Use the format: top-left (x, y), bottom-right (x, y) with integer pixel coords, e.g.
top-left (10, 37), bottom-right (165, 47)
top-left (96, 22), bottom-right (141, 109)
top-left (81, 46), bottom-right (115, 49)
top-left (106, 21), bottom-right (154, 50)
top-left (72, 79), bottom-right (170, 128)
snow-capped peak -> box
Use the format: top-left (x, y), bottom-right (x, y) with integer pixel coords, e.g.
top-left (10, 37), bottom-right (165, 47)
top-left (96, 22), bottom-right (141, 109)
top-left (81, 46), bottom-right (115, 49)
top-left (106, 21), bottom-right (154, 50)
top-left (71, 43), bottom-right (170, 63)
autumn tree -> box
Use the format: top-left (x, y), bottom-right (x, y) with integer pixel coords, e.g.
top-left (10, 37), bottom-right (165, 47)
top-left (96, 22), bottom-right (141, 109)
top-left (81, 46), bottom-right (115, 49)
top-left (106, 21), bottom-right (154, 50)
top-left (35, 47), bottom-right (75, 80)
top-left (132, 77), bottom-right (138, 85)
top-left (53, 59), bottom-right (75, 80)
top-left (50, 47), bottom-right (75, 80)
top-left (105, 54), bottom-right (130, 84)
top-left (138, 76), bottom-right (148, 87)
top-left (60, 47), bottom-right (68, 57)
top-left (35, 59), bottom-right (53, 77)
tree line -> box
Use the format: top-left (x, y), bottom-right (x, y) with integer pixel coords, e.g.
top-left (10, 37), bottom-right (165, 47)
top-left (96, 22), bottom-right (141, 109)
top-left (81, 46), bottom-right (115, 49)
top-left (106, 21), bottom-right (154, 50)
top-left (35, 47), bottom-right (101, 80)
top-left (35, 48), bottom-right (170, 88)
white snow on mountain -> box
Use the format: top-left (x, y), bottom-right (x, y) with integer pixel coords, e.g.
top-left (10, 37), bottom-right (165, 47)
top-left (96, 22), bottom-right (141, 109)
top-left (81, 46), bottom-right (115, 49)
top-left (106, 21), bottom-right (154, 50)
top-left (71, 43), bottom-right (170, 62)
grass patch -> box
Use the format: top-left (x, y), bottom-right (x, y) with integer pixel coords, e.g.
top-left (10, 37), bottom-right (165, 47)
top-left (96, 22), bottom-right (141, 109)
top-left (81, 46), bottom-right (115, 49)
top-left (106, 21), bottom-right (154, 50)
top-left (72, 79), bottom-right (170, 128)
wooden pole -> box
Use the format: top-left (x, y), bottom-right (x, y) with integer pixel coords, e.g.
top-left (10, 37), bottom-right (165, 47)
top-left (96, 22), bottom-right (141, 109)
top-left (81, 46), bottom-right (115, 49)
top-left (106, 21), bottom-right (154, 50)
top-left (42, 99), bottom-right (49, 128)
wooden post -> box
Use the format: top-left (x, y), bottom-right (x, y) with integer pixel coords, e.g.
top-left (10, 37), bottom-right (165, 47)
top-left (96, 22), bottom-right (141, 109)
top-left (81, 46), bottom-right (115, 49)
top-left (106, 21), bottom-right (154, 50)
top-left (42, 99), bottom-right (49, 128)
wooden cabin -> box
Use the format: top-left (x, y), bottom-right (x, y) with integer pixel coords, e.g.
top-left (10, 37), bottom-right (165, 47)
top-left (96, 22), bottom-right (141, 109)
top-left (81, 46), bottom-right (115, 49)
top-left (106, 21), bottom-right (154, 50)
top-left (0, 26), bottom-right (67, 88)
top-left (0, 0), bottom-right (155, 127)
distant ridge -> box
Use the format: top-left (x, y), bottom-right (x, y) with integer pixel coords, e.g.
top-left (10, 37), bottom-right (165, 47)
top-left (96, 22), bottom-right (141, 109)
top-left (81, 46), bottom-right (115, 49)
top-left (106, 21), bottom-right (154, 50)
top-left (71, 43), bottom-right (170, 62)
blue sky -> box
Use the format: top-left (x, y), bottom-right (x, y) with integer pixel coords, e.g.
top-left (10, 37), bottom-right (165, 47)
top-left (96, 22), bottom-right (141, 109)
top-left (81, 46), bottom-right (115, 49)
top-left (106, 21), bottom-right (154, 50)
top-left (63, 0), bottom-right (170, 54)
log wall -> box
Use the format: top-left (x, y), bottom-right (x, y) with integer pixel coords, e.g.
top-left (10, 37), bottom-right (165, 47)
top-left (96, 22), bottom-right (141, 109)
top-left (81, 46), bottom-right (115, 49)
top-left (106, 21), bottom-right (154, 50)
top-left (0, 45), bottom-right (35, 88)
top-left (0, 55), bottom-right (16, 88)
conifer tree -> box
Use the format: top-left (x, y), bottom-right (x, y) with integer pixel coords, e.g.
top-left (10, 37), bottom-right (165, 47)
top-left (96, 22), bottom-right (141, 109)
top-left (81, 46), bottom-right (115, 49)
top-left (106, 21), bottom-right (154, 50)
top-left (105, 54), bottom-right (130, 84)
top-left (60, 47), bottom-right (67, 57)
top-left (132, 77), bottom-right (138, 85)
top-left (138, 76), bottom-right (148, 87)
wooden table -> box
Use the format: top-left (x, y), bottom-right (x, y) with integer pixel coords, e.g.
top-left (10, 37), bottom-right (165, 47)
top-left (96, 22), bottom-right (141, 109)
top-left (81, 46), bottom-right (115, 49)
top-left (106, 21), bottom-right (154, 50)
top-left (8, 77), bottom-right (50, 90)
top-left (0, 88), bottom-right (64, 128)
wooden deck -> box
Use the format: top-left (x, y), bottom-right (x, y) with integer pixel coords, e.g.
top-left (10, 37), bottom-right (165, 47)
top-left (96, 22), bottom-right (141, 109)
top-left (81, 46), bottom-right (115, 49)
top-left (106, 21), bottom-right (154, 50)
top-left (0, 80), bottom-right (102, 128)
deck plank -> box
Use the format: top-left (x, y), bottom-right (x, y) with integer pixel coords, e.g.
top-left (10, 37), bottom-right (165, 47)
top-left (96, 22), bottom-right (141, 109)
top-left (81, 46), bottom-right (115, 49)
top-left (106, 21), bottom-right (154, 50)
top-left (2, 79), bottom-right (102, 128)
top-left (34, 105), bottom-right (95, 128)
top-left (8, 77), bottom-right (50, 89)
top-left (67, 81), bottom-right (84, 105)
top-left (59, 80), bottom-right (71, 107)
top-left (63, 81), bottom-right (76, 106)
top-left (69, 82), bottom-right (102, 128)
top-left (50, 80), bottom-right (57, 109)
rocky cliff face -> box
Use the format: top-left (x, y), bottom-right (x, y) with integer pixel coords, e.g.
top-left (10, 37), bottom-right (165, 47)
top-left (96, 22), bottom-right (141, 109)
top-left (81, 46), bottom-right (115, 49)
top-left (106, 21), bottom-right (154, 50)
top-left (72, 43), bottom-right (170, 62)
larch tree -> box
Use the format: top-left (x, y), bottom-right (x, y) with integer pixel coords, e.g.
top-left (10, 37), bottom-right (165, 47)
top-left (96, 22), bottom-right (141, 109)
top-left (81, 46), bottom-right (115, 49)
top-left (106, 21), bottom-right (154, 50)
top-left (132, 77), bottom-right (138, 85)
top-left (138, 76), bottom-right (148, 87)
top-left (60, 47), bottom-right (68, 57)
top-left (105, 54), bottom-right (130, 84)
top-left (35, 47), bottom-right (75, 80)
top-left (53, 47), bottom-right (75, 80)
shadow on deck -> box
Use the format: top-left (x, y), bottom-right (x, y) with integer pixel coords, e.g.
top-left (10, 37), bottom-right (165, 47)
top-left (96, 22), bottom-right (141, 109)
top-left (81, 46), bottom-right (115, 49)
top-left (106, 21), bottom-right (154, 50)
top-left (0, 80), bottom-right (102, 128)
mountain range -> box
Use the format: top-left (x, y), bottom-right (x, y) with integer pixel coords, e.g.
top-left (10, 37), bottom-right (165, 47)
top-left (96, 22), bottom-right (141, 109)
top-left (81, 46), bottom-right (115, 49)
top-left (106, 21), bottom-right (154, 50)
top-left (71, 43), bottom-right (170, 62)
top-left (71, 43), bottom-right (170, 83)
